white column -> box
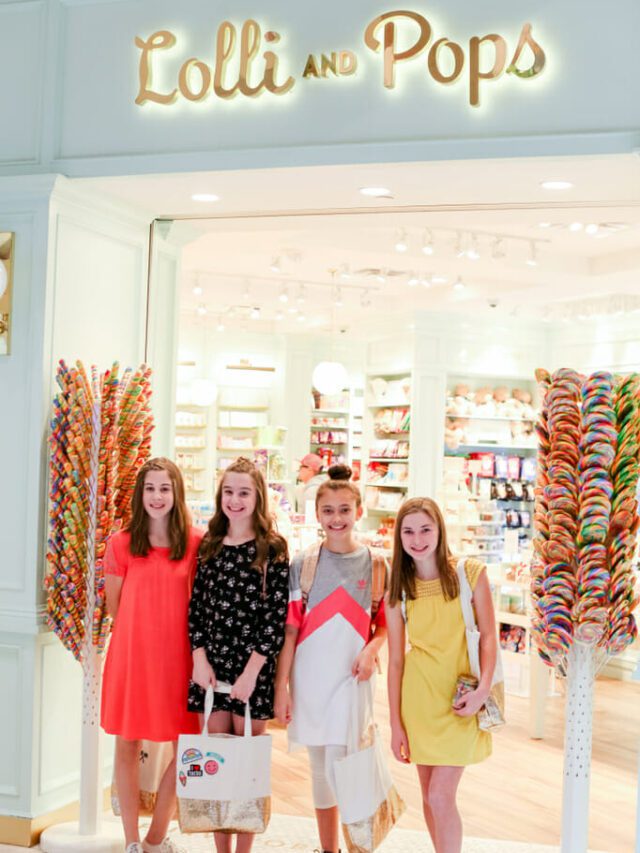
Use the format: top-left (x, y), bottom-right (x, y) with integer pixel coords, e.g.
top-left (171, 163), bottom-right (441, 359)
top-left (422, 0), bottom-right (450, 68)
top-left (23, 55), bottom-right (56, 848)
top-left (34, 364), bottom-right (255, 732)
top-left (561, 641), bottom-right (596, 853)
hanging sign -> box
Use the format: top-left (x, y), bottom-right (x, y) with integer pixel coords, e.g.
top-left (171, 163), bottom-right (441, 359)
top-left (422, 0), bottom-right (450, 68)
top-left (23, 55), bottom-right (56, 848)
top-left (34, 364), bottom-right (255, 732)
top-left (135, 10), bottom-right (546, 110)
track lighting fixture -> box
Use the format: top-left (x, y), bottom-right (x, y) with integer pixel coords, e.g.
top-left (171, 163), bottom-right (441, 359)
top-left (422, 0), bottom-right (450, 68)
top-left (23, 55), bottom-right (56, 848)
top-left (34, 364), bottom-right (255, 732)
top-left (333, 286), bottom-right (344, 306)
top-left (453, 276), bottom-right (466, 292)
top-left (196, 304), bottom-right (207, 316)
top-left (395, 230), bottom-right (409, 253)
top-left (525, 241), bottom-right (538, 267)
top-left (269, 256), bottom-right (282, 273)
top-left (421, 229), bottom-right (434, 256)
top-left (360, 289), bottom-right (372, 308)
top-left (467, 234), bottom-right (480, 261)
top-left (250, 306), bottom-right (260, 320)
top-left (296, 284), bottom-right (306, 304)
top-left (279, 285), bottom-right (289, 303)
top-left (491, 237), bottom-right (506, 259)
top-left (242, 280), bottom-right (251, 301)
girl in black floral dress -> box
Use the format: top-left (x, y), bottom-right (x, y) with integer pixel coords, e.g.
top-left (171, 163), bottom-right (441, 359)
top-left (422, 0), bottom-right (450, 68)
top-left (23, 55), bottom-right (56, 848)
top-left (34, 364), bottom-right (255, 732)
top-left (188, 456), bottom-right (289, 853)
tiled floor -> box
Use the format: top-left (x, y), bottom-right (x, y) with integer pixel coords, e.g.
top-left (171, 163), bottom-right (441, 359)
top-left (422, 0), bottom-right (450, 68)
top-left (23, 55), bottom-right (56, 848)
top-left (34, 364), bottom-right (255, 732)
top-left (0, 813), bottom-right (610, 852)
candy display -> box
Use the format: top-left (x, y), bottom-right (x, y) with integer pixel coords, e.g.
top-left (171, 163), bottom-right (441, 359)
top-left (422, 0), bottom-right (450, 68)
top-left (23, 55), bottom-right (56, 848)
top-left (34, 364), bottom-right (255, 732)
top-left (46, 360), bottom-right (153, 661)
top-left (532, 367), bottom-right (640, 668)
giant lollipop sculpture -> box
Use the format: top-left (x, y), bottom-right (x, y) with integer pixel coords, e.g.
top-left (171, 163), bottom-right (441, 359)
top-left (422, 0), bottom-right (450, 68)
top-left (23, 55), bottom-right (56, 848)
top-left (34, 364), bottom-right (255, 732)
top-left (532, 368), bottom-right (639, 853)
top-left (43, 360), bottom-right (153, 852)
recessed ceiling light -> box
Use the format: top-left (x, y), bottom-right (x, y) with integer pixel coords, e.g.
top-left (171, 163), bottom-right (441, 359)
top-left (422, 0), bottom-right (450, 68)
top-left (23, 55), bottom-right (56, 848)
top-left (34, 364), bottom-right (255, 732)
top-left (538, 222), bottom-right (552, 229)
top-left (432, 275), bottom-right (448, 284)
top-left (585, 223), bottom-right (599, 235)
top-left (359, 186), bottom-right (392, 198)
top-left (216, 320), bottom-right (225, 332)
top-left (192, 193), bottom-right (220, 202)
top-left (569, 222), bottom-right (583, 232)
top-left (196, 304), bottom-right (207, 316)
top-left (275, 310), bottom-right (284, 321)
top-left (407, 273), bottom-right (419, 287)
top-left (296, 313), bottom-right (306, 323)
top-left (192, 285), bottom-right (203, 296)
top-left (540, 180), bottom-right (573, 190)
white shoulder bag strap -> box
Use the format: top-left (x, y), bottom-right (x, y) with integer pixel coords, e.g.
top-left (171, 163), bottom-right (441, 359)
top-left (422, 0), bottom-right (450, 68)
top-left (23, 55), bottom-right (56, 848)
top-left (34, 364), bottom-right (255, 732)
top-left (455, 559), bottom-right (503, 686)
top-left (203, 683), bottom-right (252, 737)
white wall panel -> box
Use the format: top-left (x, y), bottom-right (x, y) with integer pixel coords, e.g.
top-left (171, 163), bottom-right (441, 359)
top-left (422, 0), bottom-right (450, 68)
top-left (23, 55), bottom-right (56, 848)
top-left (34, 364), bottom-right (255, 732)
top-left (37, 640), bottom-right (82, 796)
top-left (0, 1), bottom-right (46, 166)
top-left (47, 0), bottom-right (640, 174)
top-left (0, 645), bottom-right (22, 798)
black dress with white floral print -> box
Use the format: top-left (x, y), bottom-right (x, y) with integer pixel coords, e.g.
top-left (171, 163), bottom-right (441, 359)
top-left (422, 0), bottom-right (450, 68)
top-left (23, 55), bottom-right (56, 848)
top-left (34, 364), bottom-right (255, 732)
top-left (187, 540), bottom-right (289, 719)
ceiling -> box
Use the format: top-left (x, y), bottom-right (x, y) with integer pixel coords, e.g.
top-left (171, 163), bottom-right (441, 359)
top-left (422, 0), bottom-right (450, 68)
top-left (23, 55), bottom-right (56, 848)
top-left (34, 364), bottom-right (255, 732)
top-left (78, 154), bottom-right (640, 337)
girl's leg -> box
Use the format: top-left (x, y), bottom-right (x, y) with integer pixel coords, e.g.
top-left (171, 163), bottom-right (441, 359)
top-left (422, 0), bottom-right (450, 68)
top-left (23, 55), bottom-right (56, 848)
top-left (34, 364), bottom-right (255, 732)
top-left (231, 715), bottom-right (267, 853)
top-left (144, 742), bottom-right (178, 845)
top-left (415, 765), bottom-right (436, 847)
top-left (205, 711), bottom-right (234, 853)
top-left (425, 765), bottom-right (465, 853)
top-left (114, 736), bottom-right (142, 845)
top-left (306, 745), bottom-right (346, 853)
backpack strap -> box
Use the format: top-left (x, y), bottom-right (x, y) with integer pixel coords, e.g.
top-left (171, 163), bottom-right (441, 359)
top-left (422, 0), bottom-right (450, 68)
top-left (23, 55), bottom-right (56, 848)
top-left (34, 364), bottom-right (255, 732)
top-left (299, 541), bottom-right (323, 607)
top-left (369, 548), bottom-right (388, 617)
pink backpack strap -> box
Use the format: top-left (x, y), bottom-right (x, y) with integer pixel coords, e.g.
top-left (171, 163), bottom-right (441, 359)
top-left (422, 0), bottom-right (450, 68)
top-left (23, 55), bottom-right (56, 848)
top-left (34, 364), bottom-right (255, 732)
top-left (299, 541), bottom-right (322, 607)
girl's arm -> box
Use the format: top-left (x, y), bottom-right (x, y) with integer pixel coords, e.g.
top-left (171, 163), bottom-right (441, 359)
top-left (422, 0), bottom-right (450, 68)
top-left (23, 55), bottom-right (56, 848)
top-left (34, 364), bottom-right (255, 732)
top-left (189, 558), bottom-right (216, 690)
top-left (453, 568), bottom-right (497, 716)
top-left (231, 555), bottom-right (290, 703)
top-left (105, 575), bottom-right (124, 622)
top-left (352, 623), bottom-right (388, 681)
top-left (386, 598), bottom-right (410, 762)
top-left (274, 624), bottom-right (299, 724)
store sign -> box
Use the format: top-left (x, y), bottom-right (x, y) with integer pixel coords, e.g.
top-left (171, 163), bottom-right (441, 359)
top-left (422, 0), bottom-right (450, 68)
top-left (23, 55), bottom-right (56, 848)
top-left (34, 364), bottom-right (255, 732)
top-left (135, 10), bottom-right (546, 109)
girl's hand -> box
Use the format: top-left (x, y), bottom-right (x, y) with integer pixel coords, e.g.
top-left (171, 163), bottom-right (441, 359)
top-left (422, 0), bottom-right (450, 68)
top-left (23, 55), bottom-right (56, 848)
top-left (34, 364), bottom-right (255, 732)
top-left (452, 686), bottom-right (489, 717)
top-left (230, 670), bottom-right (258, 704)
top-left (352, 647), bottom-right (377, 682)
top-left (192, 653), bottom-right (216, 691)
top-left (391, 723), bottom-right (410, 763)
top-left (274, 685), bottom-right (292, 726)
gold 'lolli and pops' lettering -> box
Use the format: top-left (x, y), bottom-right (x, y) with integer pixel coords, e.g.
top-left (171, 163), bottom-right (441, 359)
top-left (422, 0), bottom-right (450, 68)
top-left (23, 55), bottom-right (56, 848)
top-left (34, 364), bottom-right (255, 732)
top-left (363, 10), bottom-right (546, 106)
top-left (135, 20), bottom-right (295, 106)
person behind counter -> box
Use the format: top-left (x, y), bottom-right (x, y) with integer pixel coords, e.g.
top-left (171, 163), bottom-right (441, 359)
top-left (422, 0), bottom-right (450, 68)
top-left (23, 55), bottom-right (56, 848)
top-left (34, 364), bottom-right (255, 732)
top-left (295, 453), bottom-right (327, 513)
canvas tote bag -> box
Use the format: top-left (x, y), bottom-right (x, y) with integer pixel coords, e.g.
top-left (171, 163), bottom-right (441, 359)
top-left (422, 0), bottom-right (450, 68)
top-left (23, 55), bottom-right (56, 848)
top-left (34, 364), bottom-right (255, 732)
top-left (455, 558), bottom-right (506, 731)
top-left (176, 683), bottom-right (272, 833)
top-left (333, 680), bottom-right (406, 853)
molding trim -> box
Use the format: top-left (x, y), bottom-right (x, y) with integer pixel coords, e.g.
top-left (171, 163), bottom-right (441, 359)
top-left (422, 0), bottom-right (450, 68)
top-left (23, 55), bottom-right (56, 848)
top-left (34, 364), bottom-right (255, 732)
top-left (0, 788), bottom-right (111, 847)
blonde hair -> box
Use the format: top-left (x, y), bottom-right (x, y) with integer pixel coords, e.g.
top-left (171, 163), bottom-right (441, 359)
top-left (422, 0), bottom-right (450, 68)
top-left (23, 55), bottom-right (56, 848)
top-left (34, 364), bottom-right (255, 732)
top-left (128, 457), bottom-right (190, 560)
top-left (200, 457), bottom-right (288, 568)
top-left (388, 497), bottom-right (459, 604)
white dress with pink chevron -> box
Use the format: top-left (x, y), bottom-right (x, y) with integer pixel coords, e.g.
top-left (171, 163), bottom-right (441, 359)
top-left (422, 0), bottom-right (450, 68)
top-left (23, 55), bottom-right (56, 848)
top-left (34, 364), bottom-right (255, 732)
top-left (286, 545), bottom-right (386, 748)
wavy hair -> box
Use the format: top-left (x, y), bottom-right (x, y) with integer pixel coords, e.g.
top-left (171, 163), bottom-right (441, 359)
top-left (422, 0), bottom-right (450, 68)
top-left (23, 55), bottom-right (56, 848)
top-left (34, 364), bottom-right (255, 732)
top-left (128, 457), bottom-right (190, 560)
top-left (200, 456), bottom-right (288, 569)
top-left (388, 497), bottom-right (459, 605)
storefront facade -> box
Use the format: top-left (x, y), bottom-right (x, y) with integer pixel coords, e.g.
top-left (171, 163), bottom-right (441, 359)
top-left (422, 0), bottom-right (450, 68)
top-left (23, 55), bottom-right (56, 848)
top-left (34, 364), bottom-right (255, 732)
top-left (1, 0), bottom-right (639, 844)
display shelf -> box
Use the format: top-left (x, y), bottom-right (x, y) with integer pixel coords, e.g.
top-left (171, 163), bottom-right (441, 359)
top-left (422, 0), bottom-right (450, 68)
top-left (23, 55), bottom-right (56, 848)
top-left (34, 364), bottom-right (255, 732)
top-left (362, 371), bottom-right (412, 524)
top-left (445, 443), bottom-right (537, 453)
top-left (310, 408), bottom-right (350, 416)
top-left (368, 402), bottom-right (410, 409)
top-left (218, 404), bottom-right (269, 411)
top-left (497, 610), bottom-right (529, 629)
top-left (366, 482), bottom-right (409, 490)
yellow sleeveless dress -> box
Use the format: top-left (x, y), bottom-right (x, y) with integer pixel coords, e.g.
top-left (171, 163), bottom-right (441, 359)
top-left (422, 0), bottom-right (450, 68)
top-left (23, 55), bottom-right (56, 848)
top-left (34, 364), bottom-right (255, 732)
top-left (401, 558), bottom-right (492, 766)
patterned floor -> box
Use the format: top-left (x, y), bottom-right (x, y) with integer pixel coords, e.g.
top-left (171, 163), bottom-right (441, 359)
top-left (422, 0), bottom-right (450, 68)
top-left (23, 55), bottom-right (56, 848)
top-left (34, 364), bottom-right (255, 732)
top-left (3, 813), bottom-right (610, 852)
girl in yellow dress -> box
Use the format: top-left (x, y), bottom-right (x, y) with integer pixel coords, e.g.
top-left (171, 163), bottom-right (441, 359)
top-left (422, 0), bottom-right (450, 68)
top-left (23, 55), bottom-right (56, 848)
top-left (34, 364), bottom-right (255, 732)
top-left (386, 497), bottom-right (497, 853)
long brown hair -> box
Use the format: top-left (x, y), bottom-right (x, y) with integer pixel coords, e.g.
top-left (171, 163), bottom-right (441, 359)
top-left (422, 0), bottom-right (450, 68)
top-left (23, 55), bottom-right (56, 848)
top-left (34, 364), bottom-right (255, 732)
top-left (388, 497), bottom-right (459, 605)
top-left (127, 457), bottom-right (190, 560)
top-left (200, 456), bottom-right (288, 569)
top-left (315, 464), bottom-right (361, 508)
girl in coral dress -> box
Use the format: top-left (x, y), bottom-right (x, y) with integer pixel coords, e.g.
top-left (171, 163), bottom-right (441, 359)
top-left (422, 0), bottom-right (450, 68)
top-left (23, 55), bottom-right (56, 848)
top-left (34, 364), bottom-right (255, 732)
top-left (101, 457), bottom-right (202, 853)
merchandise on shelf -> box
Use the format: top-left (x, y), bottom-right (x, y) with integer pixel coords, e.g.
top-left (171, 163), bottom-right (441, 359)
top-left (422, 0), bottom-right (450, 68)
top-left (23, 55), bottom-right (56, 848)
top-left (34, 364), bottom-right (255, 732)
top-left (368, 375), bottom-right (411, 406)
top-left (367, 461), bottom-right (409, 486)
top-left (446, 383), bottom-right (537, 420)
top-left (311, 389), bottom-right (350, 411)
top-left (373, 407), bottom-right (410, 434)
top-left (370, 439), bottom-right (410, 459)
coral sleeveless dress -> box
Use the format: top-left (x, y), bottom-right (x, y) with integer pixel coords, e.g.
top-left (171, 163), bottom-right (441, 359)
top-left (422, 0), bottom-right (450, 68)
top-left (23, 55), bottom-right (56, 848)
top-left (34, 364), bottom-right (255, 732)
top-left (401, 559), bottom-right (492, 766)
top-left (101, 529), bottom-right (202, 741)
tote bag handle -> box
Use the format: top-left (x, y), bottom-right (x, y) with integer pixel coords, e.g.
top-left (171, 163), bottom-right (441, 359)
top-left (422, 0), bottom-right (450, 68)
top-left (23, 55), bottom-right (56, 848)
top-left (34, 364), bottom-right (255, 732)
top-left (346, 678), bottom-right (375, 754)
top-left (203, 683), bottom-right (252, 737)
